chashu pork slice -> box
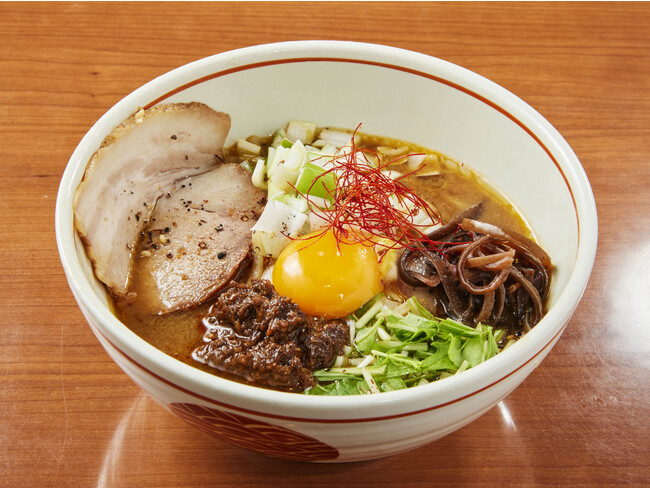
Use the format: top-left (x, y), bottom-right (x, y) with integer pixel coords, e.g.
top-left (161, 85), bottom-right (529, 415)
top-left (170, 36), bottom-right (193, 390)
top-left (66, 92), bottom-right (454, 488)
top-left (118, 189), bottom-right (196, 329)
top-left (73, 103), bottom-right (230, 297)
top-left (128, 163), bottom-right (266, 315)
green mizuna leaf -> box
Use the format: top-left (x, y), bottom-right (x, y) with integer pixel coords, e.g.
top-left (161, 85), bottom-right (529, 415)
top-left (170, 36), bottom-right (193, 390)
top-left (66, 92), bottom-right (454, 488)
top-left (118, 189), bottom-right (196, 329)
top-left (420, 342), bottom-right (457, 371)
top-left (355, 318), bottom-right (383, 355)
top-left (306, 297), bottom-right (504, 396)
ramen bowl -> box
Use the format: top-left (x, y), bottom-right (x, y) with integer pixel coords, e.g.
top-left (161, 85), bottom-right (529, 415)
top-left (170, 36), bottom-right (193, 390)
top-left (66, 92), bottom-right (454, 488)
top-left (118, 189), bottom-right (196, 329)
top-left (55, 41), bottom-right (597, 462)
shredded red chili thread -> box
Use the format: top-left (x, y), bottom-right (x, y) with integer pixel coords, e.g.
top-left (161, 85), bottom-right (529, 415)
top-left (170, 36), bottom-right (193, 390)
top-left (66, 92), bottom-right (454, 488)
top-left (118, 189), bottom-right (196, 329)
top-left (295, 125), bottom-right (444, 255)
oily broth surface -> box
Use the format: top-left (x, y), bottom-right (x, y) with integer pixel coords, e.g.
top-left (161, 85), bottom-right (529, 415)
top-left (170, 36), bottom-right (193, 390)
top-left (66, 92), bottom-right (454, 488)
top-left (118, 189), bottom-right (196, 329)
top-left (358, 132), bottom-right (530, 236)
top-left (116, 130), bottom-right (531, 378)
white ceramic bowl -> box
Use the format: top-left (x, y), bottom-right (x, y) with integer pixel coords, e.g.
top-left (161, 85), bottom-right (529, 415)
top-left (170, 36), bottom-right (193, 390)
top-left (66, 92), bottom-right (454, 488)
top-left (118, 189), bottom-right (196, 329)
top-left (56, 41), bottom-right (597, 462)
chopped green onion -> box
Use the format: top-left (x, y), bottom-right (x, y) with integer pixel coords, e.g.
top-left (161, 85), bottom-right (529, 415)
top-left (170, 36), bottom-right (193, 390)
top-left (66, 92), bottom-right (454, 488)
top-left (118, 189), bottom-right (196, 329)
top-left (317, 128), bottom-right (358, 147)
top-left (237, 138), bottom-right (261, 155)
top-left (294, 162), bottom-right (336, 200)
top-left (251, 158), bottom-right (267, 189)
top-left (270, 128), bottom-right (289, 148)
top-left (286, 120), bottom-right (317, 144)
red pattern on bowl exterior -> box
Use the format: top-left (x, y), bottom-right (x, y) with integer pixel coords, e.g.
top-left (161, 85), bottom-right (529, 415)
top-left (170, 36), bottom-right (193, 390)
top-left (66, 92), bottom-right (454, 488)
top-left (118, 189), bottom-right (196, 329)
top-left (56, 41), bottom-right (597, 462)
top-left (170, 403), bottom-right (339, 461)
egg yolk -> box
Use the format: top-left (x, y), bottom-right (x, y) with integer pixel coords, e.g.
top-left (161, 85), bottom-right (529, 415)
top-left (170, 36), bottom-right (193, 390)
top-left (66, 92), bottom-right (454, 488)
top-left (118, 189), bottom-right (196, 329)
top-left (272, 230), bottom-right (383, 318)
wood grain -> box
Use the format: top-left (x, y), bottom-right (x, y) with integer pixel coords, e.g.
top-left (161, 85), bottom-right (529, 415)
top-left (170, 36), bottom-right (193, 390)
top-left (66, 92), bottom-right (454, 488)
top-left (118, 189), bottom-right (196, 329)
top-left (1, 2), bottom-right (648, 487)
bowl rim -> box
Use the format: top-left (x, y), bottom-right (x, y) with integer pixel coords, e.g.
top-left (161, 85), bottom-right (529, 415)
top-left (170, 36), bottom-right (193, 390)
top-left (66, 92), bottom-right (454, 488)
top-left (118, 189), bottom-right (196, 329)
top-left (55, 40), bottom-right (598, 421)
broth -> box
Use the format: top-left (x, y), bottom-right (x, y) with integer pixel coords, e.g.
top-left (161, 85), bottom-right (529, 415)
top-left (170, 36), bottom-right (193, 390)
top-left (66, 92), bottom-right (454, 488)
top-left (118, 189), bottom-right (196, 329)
top-left (116, 128), bottom-right (532, 382)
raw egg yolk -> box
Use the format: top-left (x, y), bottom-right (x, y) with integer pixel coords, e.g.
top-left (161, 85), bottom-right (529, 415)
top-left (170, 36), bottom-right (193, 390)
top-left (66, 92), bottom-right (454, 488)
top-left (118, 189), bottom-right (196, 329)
top-left (272, 230), bottom-right (383, 318)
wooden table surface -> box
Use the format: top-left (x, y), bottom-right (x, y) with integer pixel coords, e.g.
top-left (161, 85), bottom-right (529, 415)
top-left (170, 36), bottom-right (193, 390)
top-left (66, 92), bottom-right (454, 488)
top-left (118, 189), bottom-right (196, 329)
top-left (2, 2), bottom-right (649, 487)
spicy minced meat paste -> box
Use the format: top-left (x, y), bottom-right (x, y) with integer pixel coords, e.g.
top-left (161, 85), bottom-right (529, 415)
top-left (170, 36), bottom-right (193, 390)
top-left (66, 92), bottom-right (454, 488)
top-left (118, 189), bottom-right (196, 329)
top-left (192, 280), bottom-right (348, 392)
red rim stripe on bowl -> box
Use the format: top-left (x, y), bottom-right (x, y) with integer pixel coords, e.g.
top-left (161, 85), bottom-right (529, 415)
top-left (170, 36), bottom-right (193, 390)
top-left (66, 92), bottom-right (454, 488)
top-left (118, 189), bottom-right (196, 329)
top-left (96, 322), bottom-right (566, 424)
top-left (143, 56), bottom-right (579, 236)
